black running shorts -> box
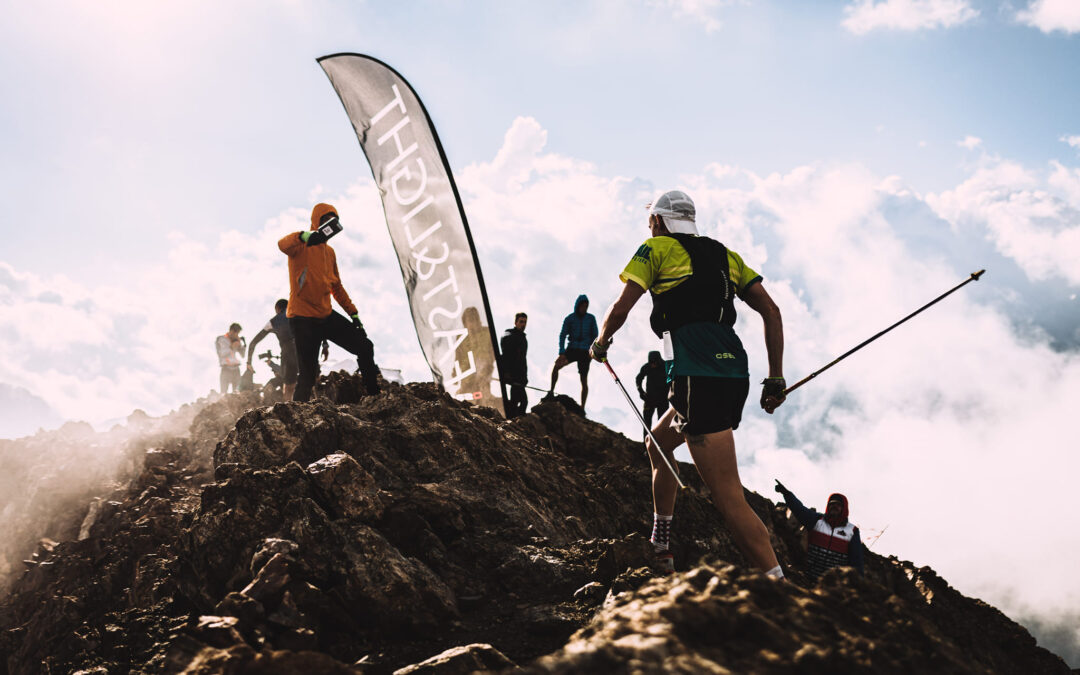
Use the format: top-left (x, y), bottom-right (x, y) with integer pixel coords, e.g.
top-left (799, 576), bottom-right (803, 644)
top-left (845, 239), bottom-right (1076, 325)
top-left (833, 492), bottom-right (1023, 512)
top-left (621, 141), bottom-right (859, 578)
top-left (669, 375), bottom-right (749, 435)
top-left (563, 348), bottom-right (591, 376)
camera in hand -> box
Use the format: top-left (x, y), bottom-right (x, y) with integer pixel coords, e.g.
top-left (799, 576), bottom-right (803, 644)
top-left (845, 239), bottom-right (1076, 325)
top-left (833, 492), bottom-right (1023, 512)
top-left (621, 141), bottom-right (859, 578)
top-left (317, 213), bottom-right (343, 240)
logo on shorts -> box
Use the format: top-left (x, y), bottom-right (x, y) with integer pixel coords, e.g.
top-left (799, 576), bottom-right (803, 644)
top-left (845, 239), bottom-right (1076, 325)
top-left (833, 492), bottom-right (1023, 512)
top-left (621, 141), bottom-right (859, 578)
top-left (714, 352), bottom-right (735, 360)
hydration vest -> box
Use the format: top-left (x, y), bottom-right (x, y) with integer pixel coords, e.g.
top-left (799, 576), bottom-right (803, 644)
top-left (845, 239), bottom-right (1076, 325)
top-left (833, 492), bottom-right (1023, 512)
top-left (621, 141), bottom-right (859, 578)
top-left (649, 233), bottom-right (738, 338)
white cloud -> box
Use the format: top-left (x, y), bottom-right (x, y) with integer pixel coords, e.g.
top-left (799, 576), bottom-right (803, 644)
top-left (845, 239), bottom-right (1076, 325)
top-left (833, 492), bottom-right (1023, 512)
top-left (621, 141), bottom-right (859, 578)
top-left (958, 135), bottom-right (983, 149)
top-left (1017, 0), bottom-right (1080, 34)
top-left (647, 0), bottom-right (734, 33)
top-left (1060, 134), bottom-right (1080, 151)
top-left (842, 0), bottom-right (979, 34)
top-left (928, 158), bottom-right (1080, 285)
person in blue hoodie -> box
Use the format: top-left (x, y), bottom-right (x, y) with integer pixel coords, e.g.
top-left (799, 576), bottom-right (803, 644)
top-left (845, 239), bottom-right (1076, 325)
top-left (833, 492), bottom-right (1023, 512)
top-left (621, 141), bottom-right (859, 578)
top-left (548, 294), bottom-right (599, 408)
top-left (774, 480), bottom-right (865, 580)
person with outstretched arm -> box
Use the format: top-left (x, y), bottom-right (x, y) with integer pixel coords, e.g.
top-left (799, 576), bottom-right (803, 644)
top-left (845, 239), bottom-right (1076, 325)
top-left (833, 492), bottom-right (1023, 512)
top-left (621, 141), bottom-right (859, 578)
top-left (589, 190), bottom-right (787, 576)
top-left (635, 350), bottom-right (670, 430)
top-left (278, 203), bottom-right (380, 401)
top-left (500, 312), bottom-right (529, 418)
top-left (247, 298), bottom-right (300, 400)
top-left (774, 480), bottom-right (864, 580)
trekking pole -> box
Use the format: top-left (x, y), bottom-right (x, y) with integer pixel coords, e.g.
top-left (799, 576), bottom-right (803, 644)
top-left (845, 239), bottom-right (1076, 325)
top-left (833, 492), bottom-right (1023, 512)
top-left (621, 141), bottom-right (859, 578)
top-left (602, 361), bottom-right (686, 490)
top-left (508, 382), bottom-right (551, 394)
top-left (784, 269), bottom-right (985, 397)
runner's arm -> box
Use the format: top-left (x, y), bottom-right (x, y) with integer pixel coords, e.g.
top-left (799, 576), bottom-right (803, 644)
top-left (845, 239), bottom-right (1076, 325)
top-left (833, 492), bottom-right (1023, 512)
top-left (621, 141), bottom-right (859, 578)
top-left (741, 282), bottom-right (784, 378)
top-left (558, 316), bottom-right (570, 355)
top-left (776, 485), bottom-right (820, 530)
top-left (597, 281), bottom-right (646, 345)
top-left (329, 254), bottom-right (359, 317)
top-left (247, 329), bottom-right (270, 362)
top-left (278, 232), bottom-right (305, 256)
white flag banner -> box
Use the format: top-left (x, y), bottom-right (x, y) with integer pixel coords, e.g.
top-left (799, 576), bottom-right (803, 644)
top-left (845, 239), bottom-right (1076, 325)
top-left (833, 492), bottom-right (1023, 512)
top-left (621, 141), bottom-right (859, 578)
top-left (319, 53), bottom-right (505, 415)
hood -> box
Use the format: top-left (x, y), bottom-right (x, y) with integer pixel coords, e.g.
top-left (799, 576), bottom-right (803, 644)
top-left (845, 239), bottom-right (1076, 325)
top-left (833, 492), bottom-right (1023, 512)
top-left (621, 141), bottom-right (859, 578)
top-left (824, 492), bottom-right (849, 527)
top-left (648, 350), bottom-right (663, 366)
top-left (310, 203), bottom-right (337, 231)
top-left (574, 294), bottom-right (589, 312)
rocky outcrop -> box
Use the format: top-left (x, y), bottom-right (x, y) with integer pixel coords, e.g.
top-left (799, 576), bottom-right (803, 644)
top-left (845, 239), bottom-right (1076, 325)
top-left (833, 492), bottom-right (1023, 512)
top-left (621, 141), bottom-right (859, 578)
top-left (0, 376), bottom-right (1071, 674)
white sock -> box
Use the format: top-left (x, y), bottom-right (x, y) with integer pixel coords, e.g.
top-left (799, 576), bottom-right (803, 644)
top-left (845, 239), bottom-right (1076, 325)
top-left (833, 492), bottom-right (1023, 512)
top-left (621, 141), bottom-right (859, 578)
top-left (765, 565), bottom-right (784, 579)
top-left (650, 513), bottom-right (673, 552)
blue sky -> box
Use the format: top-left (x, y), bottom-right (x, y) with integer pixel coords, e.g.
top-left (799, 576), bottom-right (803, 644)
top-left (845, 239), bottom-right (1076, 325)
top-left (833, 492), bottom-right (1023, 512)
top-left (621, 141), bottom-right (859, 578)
top-left (2, 0), bottom-right (1080, 663)
top-left (2, 0), bottom-right (1079, 281)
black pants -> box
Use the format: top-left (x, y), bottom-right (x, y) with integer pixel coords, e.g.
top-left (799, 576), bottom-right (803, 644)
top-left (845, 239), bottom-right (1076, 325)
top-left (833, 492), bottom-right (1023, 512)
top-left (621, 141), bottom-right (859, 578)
top-left (289, 312), bottom-right (379, 402)
top-left (507, 384), bottom-right (528, 418)
top-left (643, 398), bottom-right (670, 430)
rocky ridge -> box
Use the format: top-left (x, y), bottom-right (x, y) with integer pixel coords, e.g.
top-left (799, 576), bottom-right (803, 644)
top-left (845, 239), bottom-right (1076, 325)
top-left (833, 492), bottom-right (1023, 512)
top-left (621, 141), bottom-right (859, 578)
top-left (0, 373), bottom-right (1071, 674)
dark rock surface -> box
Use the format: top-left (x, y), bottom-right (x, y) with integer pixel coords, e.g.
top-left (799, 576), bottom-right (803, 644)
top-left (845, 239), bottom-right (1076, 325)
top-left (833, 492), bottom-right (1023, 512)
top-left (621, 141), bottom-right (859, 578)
top-left (0, 374), bottom-right (1071, 674)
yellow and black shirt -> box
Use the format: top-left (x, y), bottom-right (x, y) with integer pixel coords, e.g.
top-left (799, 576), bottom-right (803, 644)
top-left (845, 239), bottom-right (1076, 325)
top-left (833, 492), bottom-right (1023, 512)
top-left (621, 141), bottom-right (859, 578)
top-left (620, 236), bottom-right (762, 378)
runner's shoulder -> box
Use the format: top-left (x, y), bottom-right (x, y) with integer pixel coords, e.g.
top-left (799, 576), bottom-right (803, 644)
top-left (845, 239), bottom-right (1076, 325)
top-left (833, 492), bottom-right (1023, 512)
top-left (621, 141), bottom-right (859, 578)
top-left (636, 235), bottom-right (686, 257)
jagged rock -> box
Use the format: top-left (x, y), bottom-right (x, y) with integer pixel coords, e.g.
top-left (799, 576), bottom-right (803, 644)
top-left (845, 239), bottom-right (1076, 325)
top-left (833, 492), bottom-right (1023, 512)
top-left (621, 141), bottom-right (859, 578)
top-left (250, 539), bottom-right (299, 578)
top-left (241, 552), bottom-right (291, 604)
top-left (572, 582), bottom-right (606, 604)
top-left (306, 453), bottom-right (383, 521)
top-left (214, 592), bottom-right (265, 628)
top-left (189, 615), bottom-right (245, 649)
top-left (393, 643), bottom-right (517, 674)
top-left (530, 563), bottom-right (1070, 674)
top-left (0, 378), bottom-right (1072, 674)
top-left (162, 635), bottom-right (255, 674)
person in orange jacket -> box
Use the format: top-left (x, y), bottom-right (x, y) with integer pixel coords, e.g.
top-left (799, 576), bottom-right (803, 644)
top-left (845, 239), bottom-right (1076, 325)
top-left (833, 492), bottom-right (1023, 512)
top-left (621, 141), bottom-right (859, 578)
top-left (278, 203), bottom-right (380, 401)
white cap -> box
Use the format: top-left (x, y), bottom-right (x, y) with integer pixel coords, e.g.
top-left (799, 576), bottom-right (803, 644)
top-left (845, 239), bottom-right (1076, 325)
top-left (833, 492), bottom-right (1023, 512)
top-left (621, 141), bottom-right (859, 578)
top-left (648, 190), bottom-right (698, 234)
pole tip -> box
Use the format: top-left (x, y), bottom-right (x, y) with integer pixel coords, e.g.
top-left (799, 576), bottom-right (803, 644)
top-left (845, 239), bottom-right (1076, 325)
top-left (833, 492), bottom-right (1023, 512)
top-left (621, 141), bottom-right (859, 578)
top-left (971, 269), bottom-right (985, 281)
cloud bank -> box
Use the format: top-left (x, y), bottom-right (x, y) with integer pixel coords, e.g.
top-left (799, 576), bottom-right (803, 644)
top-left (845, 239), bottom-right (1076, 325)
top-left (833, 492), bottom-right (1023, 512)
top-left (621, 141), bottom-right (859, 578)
top-left (1017, 0), bottom-right (1080, 34)
top-left (842, 0), bottom-right (979, 34)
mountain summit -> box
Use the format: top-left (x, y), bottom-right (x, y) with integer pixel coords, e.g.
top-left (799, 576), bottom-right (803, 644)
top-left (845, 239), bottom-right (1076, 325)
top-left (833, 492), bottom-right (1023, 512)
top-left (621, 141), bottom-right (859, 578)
top-left (0, 374), bottom-right (1071, 673)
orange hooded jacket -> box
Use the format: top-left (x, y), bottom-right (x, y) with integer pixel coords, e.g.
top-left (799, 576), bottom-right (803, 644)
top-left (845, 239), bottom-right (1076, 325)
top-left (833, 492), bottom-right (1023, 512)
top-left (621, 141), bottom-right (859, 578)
top-left (278, 203), bottom-right (358, 319)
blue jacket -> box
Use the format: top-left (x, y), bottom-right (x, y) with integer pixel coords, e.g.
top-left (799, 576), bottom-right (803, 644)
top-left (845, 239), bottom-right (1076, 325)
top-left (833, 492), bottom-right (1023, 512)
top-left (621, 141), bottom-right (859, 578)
top-left (559, 294), bottom-right (599, 354)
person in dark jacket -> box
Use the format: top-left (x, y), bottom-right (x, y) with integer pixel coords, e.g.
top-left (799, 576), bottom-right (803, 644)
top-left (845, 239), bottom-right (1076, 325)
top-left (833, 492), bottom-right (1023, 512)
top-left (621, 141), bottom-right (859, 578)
top-left (636, 350), bottom-right (669, 429)
top-left (774, 480), bottom-right (865, 580)
top-left (247, 299), bottom-right (300, 400)
top-left (500, 312), bottom-right (529, 418)
top-left (549, 294), bottom-right (599, 408)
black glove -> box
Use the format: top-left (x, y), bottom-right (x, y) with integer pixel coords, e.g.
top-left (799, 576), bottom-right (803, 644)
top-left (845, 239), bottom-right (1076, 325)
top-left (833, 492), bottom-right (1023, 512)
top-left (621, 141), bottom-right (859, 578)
top-left (589, 337), bottom-right (610, 362)
top-left (774, 479), bottom-right (788, 494)
top-left (760, 377), bottom-right (786, 413)
top-left (303, 229), bottom-right (329, 246)
top-left (637, 389), bottom-right (647, 401)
